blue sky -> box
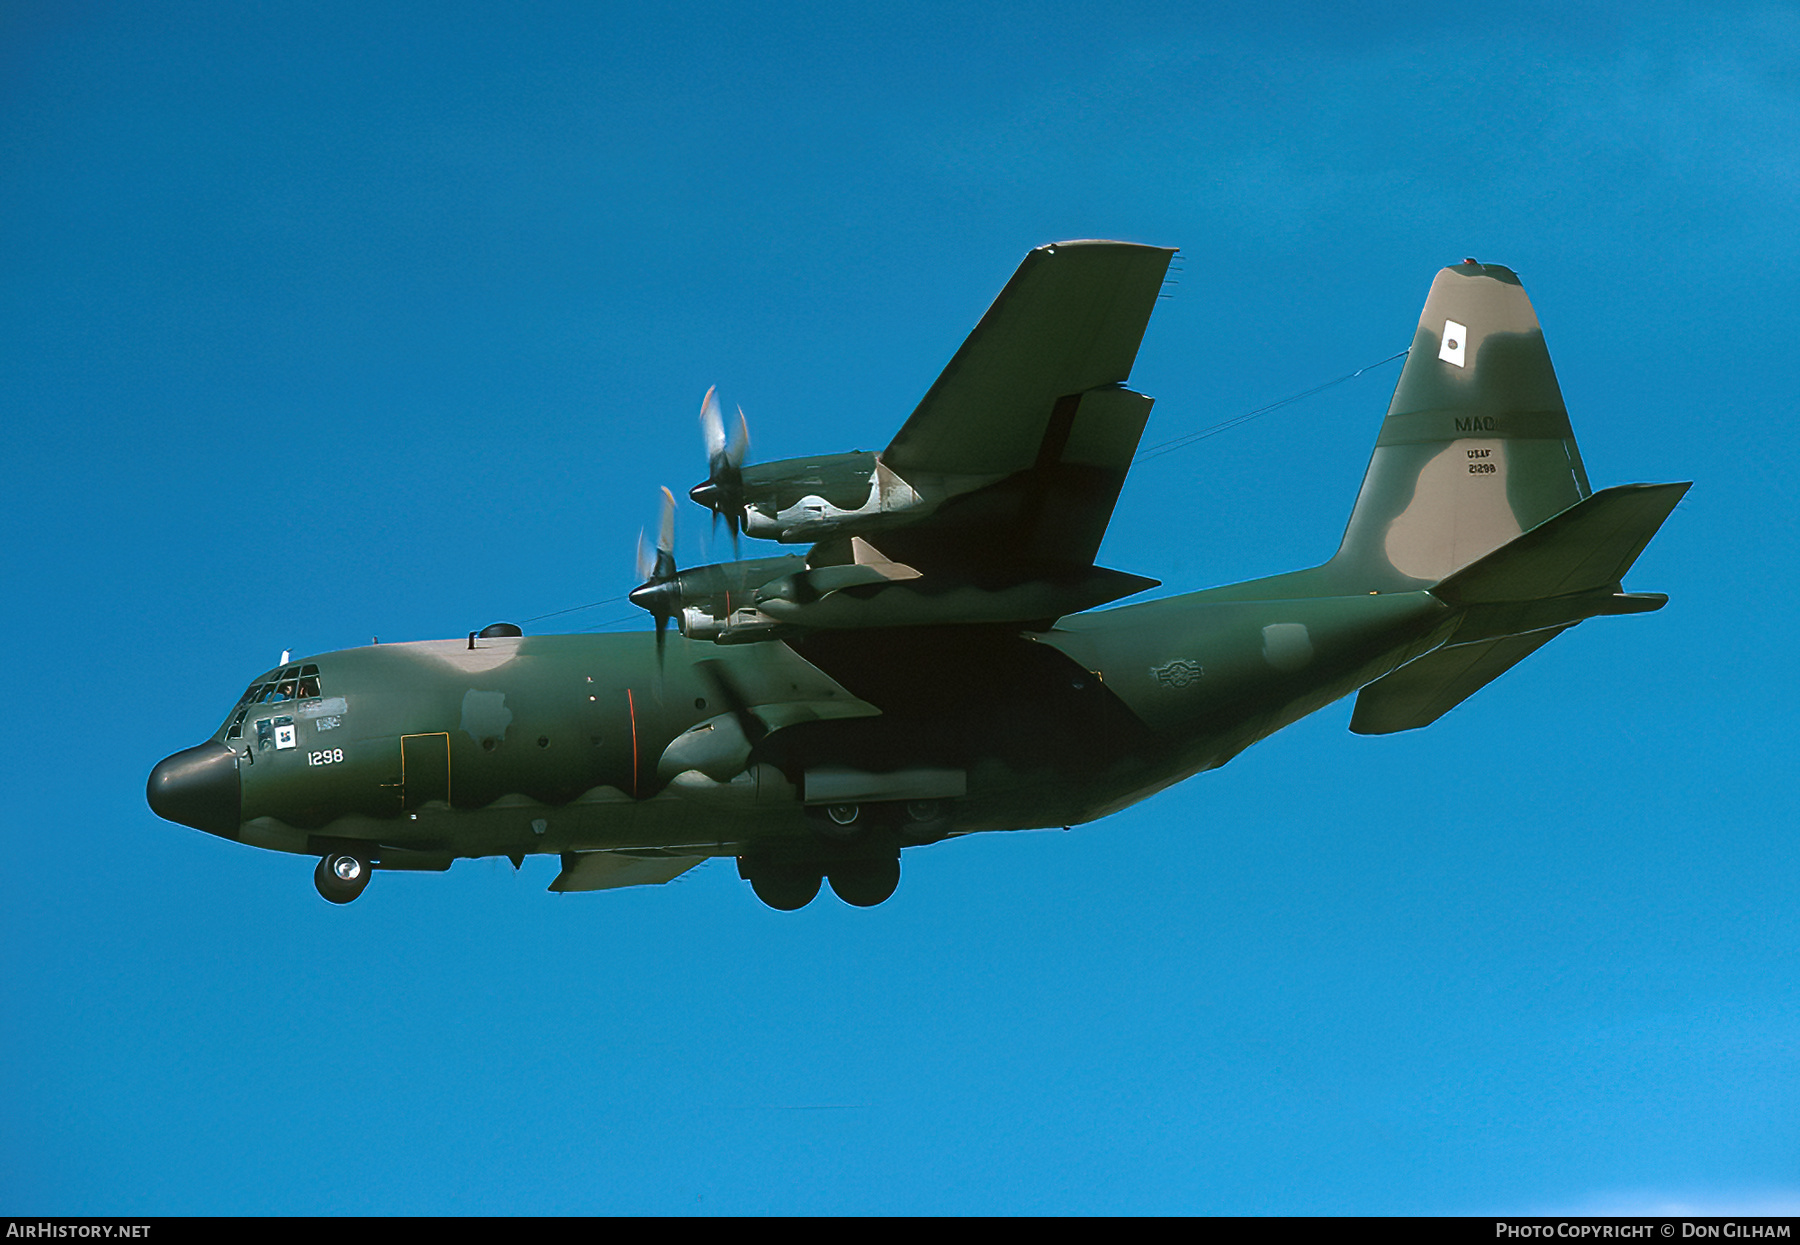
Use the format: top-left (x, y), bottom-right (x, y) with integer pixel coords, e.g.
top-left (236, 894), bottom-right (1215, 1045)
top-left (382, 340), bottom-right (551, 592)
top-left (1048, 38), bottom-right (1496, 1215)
top-left (4, 0), bottom-right (1797, 1215)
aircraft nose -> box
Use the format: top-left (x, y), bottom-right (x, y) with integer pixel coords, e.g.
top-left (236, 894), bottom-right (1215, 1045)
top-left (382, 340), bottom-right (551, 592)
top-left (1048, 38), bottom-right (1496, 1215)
top-left (147, 742), bottom-right (242, 838)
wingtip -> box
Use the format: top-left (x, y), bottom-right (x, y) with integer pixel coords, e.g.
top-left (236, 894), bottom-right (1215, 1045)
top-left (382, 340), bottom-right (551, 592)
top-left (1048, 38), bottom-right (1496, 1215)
top-left (1040, 238), bottom-right (1178, 256)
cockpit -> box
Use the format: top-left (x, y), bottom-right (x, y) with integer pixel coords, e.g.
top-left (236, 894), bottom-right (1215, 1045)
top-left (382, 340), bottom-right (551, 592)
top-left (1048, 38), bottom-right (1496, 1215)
top-left (221, 663), bottom-right (325, 742)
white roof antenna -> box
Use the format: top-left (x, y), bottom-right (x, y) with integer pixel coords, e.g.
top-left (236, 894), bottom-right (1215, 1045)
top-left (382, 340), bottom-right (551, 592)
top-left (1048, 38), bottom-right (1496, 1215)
top-left (280, 649), bottom-right (291, 666)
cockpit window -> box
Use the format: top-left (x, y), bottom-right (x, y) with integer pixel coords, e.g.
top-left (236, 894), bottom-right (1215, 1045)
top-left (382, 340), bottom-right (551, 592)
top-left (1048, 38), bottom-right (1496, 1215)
top-left (227, 664), bottom-right (323, 739)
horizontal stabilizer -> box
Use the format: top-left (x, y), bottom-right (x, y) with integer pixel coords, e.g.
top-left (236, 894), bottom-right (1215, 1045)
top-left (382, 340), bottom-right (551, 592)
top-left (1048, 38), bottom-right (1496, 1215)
top-left (1446, 589), bottom-right (1667, 647)
top-left (1433, 482), bottom-right (1690, 604)
top-left (1354, 480), bottom-right (1688, 733)
top-left (1350, 629), bottom-right (1565, 735)
top-left (549, 850), bottom-right (706, 892)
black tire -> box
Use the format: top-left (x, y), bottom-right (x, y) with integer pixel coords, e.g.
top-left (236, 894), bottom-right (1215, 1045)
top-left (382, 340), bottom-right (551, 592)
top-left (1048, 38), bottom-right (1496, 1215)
top-left (747, 863), bottom-right (822, 911)
top-left (314, 852), bottom-right (371, 904)
top-left (806, 801), bottom-right (867, 841)
top-left (898, 799), bottom-right (950, 841)
top-left (827, 857), bottom-right (900, 908)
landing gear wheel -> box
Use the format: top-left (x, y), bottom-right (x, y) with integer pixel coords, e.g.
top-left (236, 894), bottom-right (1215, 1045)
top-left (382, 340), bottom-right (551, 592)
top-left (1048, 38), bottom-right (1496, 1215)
top-left (898, 799), bottom-right (949, 843)
top-left (827, 857), bottom-right (900, 908)
top-left (747, 864), bottom-right (822, 911)
top-left (807, 802), bottom-right (867, 841)
top-left (314, 852), bottom-right (371, 904)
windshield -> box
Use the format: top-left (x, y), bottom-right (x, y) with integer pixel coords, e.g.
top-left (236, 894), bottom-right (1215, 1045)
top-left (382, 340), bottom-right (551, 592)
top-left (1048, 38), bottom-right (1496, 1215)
top-left (221, 664), bottom-right (323, 740)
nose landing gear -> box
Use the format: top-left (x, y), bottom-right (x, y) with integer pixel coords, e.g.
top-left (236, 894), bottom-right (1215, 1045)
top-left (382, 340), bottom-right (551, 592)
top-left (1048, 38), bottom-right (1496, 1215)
top-left (314, 852), bottom-right (371, 904)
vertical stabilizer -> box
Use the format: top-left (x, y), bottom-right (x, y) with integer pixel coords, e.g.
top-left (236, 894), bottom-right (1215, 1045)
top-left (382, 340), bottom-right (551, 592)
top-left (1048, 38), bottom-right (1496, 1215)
top-left (1328, 262), bottom-right (1592, 591)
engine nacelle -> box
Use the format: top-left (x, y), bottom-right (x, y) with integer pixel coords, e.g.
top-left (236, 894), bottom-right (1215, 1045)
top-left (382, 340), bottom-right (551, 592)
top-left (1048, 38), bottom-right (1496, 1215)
top-left (678, 604), bottom-right (789, 644)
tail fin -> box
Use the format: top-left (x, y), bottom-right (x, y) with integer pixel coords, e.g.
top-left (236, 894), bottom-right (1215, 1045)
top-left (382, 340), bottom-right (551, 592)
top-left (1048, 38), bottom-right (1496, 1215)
top-left (1328, 261), bottom-right (1592, 591)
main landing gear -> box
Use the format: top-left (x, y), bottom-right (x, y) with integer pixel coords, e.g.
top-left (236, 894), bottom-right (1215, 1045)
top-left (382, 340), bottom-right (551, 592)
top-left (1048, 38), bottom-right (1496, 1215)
top-left (314, 851), bottom-right (372, 904)
top-left (805, 798), bottom-right (948, 845)
top-left (738, 851), bottom-right (903, 911)
top-left (741, 796), bottom-right (933, 910)
top-left (827, 857), bottom-right (900, 907)
top-left (744, 860), bottom-right (823, 911)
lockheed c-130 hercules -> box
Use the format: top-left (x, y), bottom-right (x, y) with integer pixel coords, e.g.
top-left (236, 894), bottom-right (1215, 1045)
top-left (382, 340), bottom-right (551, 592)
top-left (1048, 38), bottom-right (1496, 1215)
top-left (147, 242), bottom-right (1688, 909)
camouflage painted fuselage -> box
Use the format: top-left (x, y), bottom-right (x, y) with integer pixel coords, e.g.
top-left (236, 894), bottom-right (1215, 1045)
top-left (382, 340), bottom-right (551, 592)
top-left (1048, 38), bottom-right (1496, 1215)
top-left (205, 579), bottom-right (1448, 865)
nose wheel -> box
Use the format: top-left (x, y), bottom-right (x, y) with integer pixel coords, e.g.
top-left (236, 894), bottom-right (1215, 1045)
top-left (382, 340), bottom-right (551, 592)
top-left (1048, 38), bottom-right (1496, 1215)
top-left (314, 852), bottom-right (371, 904)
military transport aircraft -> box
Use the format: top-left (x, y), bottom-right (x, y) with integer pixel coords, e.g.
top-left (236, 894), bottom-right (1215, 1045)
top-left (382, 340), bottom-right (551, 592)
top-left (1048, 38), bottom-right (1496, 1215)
top-left (147, 242), bottom-right (1688, 910)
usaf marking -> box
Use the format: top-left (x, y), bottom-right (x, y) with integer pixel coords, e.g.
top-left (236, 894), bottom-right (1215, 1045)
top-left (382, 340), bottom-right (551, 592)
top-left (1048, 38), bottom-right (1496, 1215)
top-left (1152, 659), bottom-right (1203, 688)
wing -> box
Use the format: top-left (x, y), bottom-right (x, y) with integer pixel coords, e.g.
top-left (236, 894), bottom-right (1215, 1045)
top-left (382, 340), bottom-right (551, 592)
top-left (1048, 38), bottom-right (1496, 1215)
top-left (885, 240), bottom-right (1175, 478)
top-left (875, 240), bottom-right (1173, 572)
top-left (658, 242), bottom-right (1174, 642)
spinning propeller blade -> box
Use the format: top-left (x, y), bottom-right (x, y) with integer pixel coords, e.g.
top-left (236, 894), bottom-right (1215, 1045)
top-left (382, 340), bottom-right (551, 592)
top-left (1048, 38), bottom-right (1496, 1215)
top-left (690, 386), bottom-right (750, 550)
top-left (628, 487), bottom-right (681, 663)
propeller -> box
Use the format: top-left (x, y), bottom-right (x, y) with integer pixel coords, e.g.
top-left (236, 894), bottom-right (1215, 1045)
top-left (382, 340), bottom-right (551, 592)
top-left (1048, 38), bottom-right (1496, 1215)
top-left (628, 487), bottom-right (681, 662)
top-left (688, 386), bottom-right (750, 548)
